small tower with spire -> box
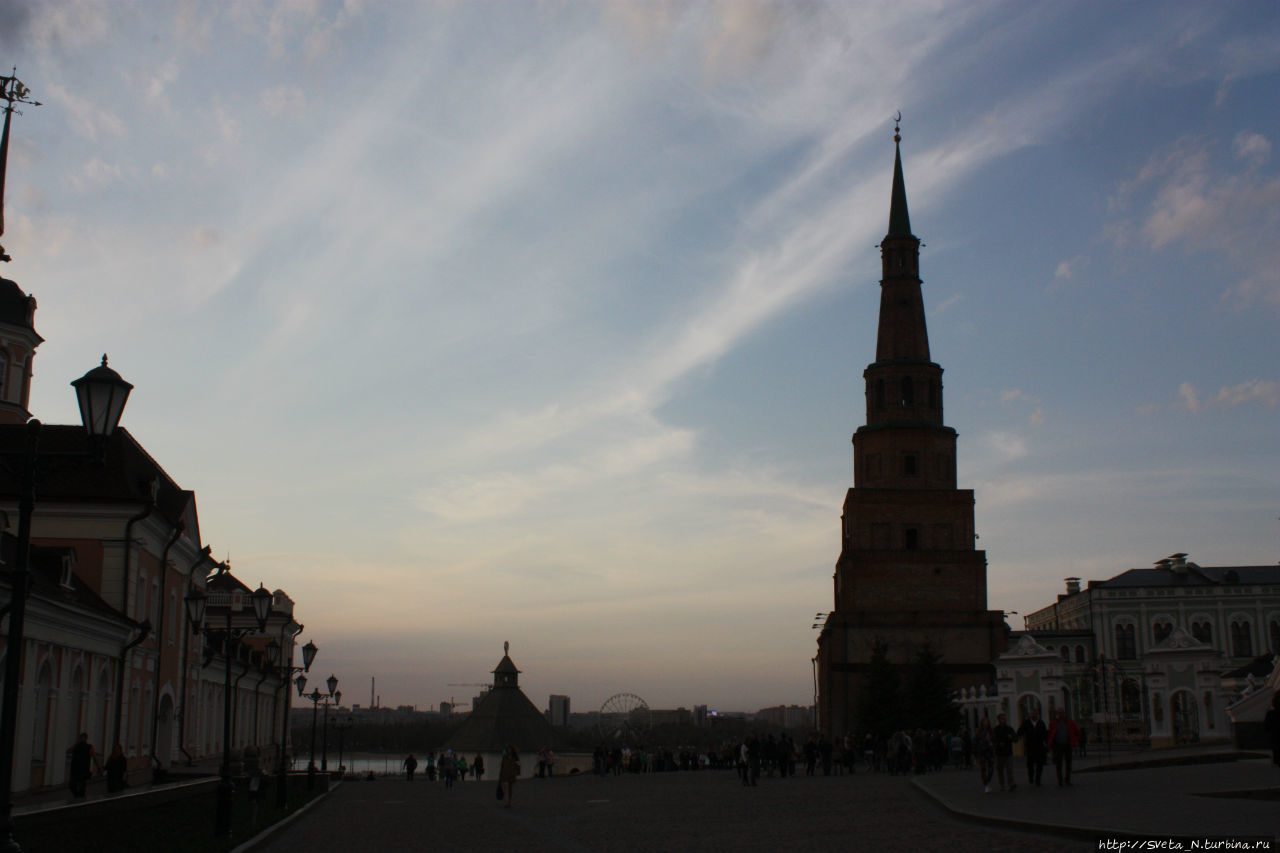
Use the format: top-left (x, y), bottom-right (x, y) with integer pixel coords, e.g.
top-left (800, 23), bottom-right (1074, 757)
top-left (815, 117), bottom-right (1005, 737)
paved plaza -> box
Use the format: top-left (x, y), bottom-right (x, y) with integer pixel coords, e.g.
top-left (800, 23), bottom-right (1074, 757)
top-left (247, 750), bottom-right (1280, 853)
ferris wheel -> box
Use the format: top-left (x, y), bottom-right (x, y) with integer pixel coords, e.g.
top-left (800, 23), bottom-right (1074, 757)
top-left (598, 692), bottom-right (652, 743)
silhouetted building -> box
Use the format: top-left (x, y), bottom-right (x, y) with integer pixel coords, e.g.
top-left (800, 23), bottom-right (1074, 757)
top-left (814, 127), bottom-right (1005, 737)
top-left (443, 643), bottom-right (560, 752)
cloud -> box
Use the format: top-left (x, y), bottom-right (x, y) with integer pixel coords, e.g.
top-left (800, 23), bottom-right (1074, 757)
top-left (1213, 379), bottom-right (1279, 409)
top-left (984, 430), bottom-right (1029, 463)
top-left (46, 83), bottom-right (126, 142)
top-left (72, 157), bottom-right (122, 189)
top-left (261, 84), bottom-right (306, 117)
top-left (1233, 131), bottom-right (1271, 165)
top-left (1029, 407), bottom-right (1045, 427)
top-left (147, 59), bottom-right (181, 103)
top-left (1114, 135), bottom-right (1280, 309)
top-left (1178, 382), bottom-right (1201, 412)
top-left (1177, 380), bottom-right (1277, 412)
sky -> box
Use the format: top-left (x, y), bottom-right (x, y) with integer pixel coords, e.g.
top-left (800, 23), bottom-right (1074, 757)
top-left (1, 0), bottom-right (1277, 715)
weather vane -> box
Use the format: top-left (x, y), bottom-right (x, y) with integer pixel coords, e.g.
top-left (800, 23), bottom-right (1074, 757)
top-left (1, 68), bottom-right (42, 263)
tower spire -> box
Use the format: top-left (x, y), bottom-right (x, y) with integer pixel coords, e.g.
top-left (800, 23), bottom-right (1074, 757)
top-left (887, 112), bottom-right (913, 239)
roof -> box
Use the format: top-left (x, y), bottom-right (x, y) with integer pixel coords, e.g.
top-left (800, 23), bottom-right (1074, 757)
top-left (1097, 564), bottom-right (1280, 588)
top-left (443, 647), bottom-right (562, 752)
top-left (0, 533), bottom-right (137, 628)
top-left (1221, 654), bottom-right (1276, 680)
top-left (0, 276), bottom-right (38, 332)
top-left (0, 424), bottom-right (195, 533)
top-left (887, 140), bottom-right (914, 239)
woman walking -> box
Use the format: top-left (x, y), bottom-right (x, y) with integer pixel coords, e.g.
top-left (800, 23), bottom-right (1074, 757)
top-left (499, 745), bottom-right (520, 808)
top-left (974, 718), bottom-right (996, 794)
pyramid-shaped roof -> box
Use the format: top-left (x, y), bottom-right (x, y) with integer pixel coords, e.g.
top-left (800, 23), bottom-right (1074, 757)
top-left (443, 643), bottom-right (561, 752)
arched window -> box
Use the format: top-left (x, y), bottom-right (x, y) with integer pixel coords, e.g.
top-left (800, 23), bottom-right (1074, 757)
top-left (875, 380), bottom-right (885, 410)
top-left (1230, 620), bottom-right (1253, 657)
top-left (901, 377), bottom-right (914, 407)
top-left (1074, 645), bottom-right (1086, 663)
top-left (1190, 621), bottom-right (1212, 644)
top-left (1114, 623), bottom-right (1137, 660)
top-left (1152, 621), bottom-right (1173, 644)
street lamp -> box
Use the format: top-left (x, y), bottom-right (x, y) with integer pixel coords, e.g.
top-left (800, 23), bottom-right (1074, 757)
top-left (333, 714), bottom-right (353, 779)
top-left (298, 674), bottom-right (338, 789)
top-left (186, 582), bottom-right (273, 838)
top-left (0, 356), bottom-right (132, 853)
top-left (265, 635), bottom-right (316, 809)
top-left (321, 681), bottom-right (341, 776)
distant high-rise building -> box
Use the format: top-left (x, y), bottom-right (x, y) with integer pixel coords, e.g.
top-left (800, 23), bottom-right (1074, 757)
top-left (548, 694), bottom-right (570, 727)
top-left (814, 122), bottom-right (1006, 737)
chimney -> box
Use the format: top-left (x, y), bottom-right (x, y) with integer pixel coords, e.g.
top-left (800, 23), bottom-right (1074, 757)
top-left (1168, 553), bottom-right (1188, 575)
top-left (1065, 577), bottom-right (1081, 595)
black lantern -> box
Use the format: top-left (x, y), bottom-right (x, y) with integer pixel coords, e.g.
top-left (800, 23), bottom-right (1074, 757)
top-left (185, 588), bottom-right (208, 633)
top-left (302, 639), bottom-right (318, 671)
top-left (295, 674), bottom-right (307, 696)
top-left (251, 584), bottom-right (273, 631)
top-left (70, 355), bottom-right (133, 438)
top-left (326, 674), bottom-right (339, 697)
top-left (334, 690), bottom-right (342, 707)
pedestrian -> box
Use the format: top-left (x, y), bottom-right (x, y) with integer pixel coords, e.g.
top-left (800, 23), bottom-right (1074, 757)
top-left (499, 744), bottom-right (520, 807)
top-left (992, 712), bottom-right (1017, 791)
top-left (473, 753), bottom-right (485, 780)
top-left (1017, 708), bottom-right (1048, 786)
top-left (1262, 691), bottom-right (1280, 769)
top-left (403, 753), bottom-right (418, 782)
top-left (105, 744), bottom-right (127, 793)
top-left (974, 717), bottom-right (996, 794)
top-left (441, 749), bottom-right (457, 789)
top-left (1077, 725), bottom-right (1088, 758)
top-left (66, 732), bottom-right (100, 798)
top-left (1048, 707), bottom-right (1080, 786)
top-left (457, 754), bottom-right (469, 780)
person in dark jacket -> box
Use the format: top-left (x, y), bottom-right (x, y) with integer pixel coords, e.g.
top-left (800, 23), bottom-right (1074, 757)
top-left (1048, 707), bottom-right (1081, 786)
top-left (1264, 690), bottom-right (1280, 768)
top-left (1017, 708), bottom-right (1048, 786)
top-left (991, 712), bottom-right (1018, 791)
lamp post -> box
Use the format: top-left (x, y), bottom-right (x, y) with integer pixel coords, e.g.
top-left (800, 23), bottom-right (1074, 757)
top-left (0, 356), bottom-right (132, 853)
top-left (185, 583), bottom-right (272, 838)
top-left (321, 679), bottom-right (339, 775)
top-left (265, 636), bottom-right (316, 809)
top-left (333, 714), bottom-right (353, 778)
top-left (298, 675), bottom-right (337, 789)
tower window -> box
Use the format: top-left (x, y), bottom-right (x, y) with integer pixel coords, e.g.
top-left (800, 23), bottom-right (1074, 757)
top-left (1230, 620), bottom-right (1252, 657)
top-left (903, 454), bottom-right (917, 476)
top-left (901, 377), bottom-right (914, 407)
top-left (904, 528), bottom-right (918, 550)
top-left (875, 379), bottom-right (885, 410)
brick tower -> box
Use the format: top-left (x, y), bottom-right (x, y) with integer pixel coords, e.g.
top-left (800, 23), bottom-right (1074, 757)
top-left (815, 122), bottom-right (1005, 737)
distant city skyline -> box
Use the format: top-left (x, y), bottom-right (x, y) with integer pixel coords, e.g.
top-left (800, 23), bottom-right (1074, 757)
top-left (1, 1), bottom-right (1277, 711)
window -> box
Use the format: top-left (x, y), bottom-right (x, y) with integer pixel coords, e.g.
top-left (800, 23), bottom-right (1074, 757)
top-left (1114, 623), bottom-right (1137, 660)
top-left (1230, 620), bottom-right (1253, 657)
top-left (903, 454), bottom-right (917, 476)
top-left (1191, 621), bottom-right (1212, 644)
top-left (1152, 621), bottom-right (1173, 644)
top-left (1121, 678), bottom-right (1142, 715)
top-left (1074, 645), bottom-right (1086, 663)
top-left (904, 528), bottom-right (918, 551)
top-left (875, 380), bottom-right (885, 410)
top-left (901, 377), bottom-right (914, 407)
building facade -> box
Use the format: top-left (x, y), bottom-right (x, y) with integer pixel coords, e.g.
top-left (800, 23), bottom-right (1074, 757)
top-left (991, 553), bottom-right (1280, 747)
top-left (0, 272), bottom-right (300, 795)
top-left (814, 128), bottom-right (1005, 737)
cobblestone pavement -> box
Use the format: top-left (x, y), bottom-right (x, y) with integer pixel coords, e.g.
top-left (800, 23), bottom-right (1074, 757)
top-left (251, 770), bottom-right (1086, 853)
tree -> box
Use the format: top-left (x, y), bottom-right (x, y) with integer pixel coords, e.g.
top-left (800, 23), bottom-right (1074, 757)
top-left (856, 639), bottom-right (902, 737)
top-left (902, 643), bottom-right (960, 732)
